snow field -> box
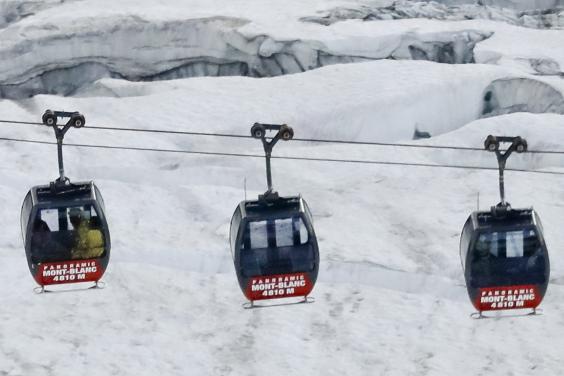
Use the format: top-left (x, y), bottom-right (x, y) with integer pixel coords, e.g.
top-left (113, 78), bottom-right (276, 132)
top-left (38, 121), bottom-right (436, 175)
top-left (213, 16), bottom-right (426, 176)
top-left (0, 58), bottom-right (564, 374)
top-left (2, 0), bottom-right (564, 372)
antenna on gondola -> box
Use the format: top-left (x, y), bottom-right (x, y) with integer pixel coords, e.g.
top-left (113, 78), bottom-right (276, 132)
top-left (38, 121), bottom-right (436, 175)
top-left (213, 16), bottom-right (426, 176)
top-left (483, 135), bottom-right (528, 215)
top-left (250, 123), bottom-right (294, 202)
top-left (41, 110), bottom-right (86, 191)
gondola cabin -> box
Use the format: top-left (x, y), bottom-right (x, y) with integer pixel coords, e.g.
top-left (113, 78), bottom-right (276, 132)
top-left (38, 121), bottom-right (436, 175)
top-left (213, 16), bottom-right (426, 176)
top-left (21, 109), bottom-right (111, 291)
top-left (230, 122), bottom-right (319, 305)
top-left (21, 181), bottom-right (111, 287)
top-left (460, 208), bottom-right (549, 312)
top-left (459, 135), bottom-right (549, 315)
top-left (230, 195), bottom-right (319, 302)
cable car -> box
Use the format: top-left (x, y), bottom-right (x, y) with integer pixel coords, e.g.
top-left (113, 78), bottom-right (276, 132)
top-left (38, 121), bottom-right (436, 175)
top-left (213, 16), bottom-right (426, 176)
top-left (21, 110), bottom-right (111, 292)
top-left (230, 123), bottom-right (319, 307)
top-left (460, 136), bottom-right (549, 316)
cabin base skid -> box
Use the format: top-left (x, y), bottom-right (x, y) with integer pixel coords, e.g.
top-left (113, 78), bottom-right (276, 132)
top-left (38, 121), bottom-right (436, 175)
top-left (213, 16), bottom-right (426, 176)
top-left (33, 280), bottom-right (106, 294)
top-left (471, 307), bottom-right (542, 319)
top-left (243, 296), bottom-right (315, 309)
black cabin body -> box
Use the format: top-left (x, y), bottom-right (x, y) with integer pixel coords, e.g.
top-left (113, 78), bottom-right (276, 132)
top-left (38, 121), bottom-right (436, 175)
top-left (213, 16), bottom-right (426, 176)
top-left (230, 196), bottom-right (319, 302)
top-left (21, 181), bottom-right (111, 286)
top-left (460, 208), bottom-right (549, 312)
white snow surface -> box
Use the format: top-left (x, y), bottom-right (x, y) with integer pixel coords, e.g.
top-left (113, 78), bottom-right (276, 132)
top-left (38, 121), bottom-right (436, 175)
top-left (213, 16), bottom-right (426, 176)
top-left (1, 0), bottom-right (564, 94)
top-left (1, 59), bottom-right (564, 375)
top-left (436, 0), bottom-right (564, 10)
top-left (1, 1), bottom-right (564, 375)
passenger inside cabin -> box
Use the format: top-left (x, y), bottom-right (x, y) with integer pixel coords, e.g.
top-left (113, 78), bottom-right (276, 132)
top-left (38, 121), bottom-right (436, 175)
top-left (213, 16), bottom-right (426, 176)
top-left (471, 235), bottom-right (492, 282)
top-left (69, 207), bottom-right (104, 260)
top-left (31, 218), bottom-right (51, 261)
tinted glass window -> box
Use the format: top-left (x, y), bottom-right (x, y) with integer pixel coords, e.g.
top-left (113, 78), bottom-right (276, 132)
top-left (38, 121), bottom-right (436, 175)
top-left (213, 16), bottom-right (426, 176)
top-left (249, 221), bottom-right (269, 249)
top-left (94, 186), bottom-right (105, 211)
top-left (303, 200), bottom-right (314, 225)
top-left (534, 212), bottom-right (544, 233)
top-left (459, 218), bottom-right (472, 270)
top-left (245, 217), bottom-right (308, 249)
top-left (276, 217), bottom-right (309, 247)
top-left (470, 228), bottom-right (545, 287)
top-left (21, 192), bottom-right (33, 243)
top-left (230, 208), bottom-right (242, 252)
top-left (31, 205), bottom-right (105, 263)
top-left (475, 229), bottom-right (539, 259)
top-left (240, 216), bottom-right (313, 277)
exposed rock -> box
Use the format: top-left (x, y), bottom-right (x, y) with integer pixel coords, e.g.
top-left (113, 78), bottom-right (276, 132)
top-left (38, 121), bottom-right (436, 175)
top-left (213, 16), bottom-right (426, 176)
top-left (413, 127), bottom-right (432, 139)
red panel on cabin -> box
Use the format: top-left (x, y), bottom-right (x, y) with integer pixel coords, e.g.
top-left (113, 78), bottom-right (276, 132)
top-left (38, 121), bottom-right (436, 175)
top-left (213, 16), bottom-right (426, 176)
top-left (35, 259), bottom-right (103, 285)
top-left (245, 272), bottom-right (313, 301)
top-left (474, 285), bottom-right (541, 311)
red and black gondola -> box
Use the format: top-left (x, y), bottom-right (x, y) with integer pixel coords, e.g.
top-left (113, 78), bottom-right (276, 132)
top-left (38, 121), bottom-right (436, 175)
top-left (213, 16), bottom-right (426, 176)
top-left (460, 136), bottom-right (549, 315)
top-left (230, 123), bottom-right (319, 306)
top-left (20, 110), bottom-right (111, 291)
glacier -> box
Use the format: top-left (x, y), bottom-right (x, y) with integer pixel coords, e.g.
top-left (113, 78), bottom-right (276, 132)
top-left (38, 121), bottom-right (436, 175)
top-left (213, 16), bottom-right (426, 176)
top-left (1, 1), bottom-right (564, 375)
top-left (0, 15), bottom-right (490, 98)
top-left (302, 0), bottom-right (564, 28)
top-left (1, 0), bottom-right (564, 98)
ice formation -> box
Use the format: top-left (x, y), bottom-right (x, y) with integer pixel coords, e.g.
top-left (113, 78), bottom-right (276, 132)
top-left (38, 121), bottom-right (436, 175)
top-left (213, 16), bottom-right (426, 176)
top-left (302, 0), bottom-right (564, 28)
top-left (0, 16), bottom-right (490, 98)
top-left (482, 77), bottom-right (564, 117)
top-left (0, 0), bottom-right (563, 98)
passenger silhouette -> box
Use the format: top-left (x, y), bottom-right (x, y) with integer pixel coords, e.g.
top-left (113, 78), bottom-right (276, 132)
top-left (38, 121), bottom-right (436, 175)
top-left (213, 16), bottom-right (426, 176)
top-left (31, 218), bottom-right (51, 261)
top-left (69, 208), bottom-right (104, 260)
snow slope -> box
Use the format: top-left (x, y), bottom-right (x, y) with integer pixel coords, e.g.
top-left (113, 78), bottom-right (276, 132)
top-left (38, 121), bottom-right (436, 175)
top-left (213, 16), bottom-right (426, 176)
top-left (1, 1), bottom-right (564, 375)
top-left (1, 59), bottom-right (564, 375)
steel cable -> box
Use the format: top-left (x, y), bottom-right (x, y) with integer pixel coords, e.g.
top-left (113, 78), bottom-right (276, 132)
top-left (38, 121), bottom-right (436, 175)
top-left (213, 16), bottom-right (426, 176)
top-left (2, 118), bottom-right (563, 154)
top-left (0, 135), bottom-right (563, 176)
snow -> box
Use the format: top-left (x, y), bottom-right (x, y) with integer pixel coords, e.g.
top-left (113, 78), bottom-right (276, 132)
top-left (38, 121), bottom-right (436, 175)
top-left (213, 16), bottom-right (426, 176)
top-left (303, 1), bottom-right (564, 28)
top-left (2, 0), bottom-right (564, 98)
top-left (436, 0), bottom-right (564, 10)
top-left (7, 60), bottom-right (558, 142)
top-left (2, 1), bottom-right (564, 375)
top-left (1, 59), bottom-right (564, 374)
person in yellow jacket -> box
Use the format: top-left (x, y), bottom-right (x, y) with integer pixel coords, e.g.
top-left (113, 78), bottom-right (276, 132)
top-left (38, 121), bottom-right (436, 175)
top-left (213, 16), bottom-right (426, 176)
top-left (69, 208), bottom-right (104, 260)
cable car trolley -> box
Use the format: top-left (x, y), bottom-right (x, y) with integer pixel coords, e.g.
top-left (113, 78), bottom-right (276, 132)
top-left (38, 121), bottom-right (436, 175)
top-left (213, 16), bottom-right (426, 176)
top-left (460, 136), bottom-right (549, 317)
top-left (230, 123), bottom-right (319, 307)
top-left (21, 110), bottom-right (111, 292)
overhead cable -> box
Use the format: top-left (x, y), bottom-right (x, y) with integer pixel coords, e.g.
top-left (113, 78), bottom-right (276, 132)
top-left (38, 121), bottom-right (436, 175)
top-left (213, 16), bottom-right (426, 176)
top-left (0, 135), bottom-right (563, 176)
